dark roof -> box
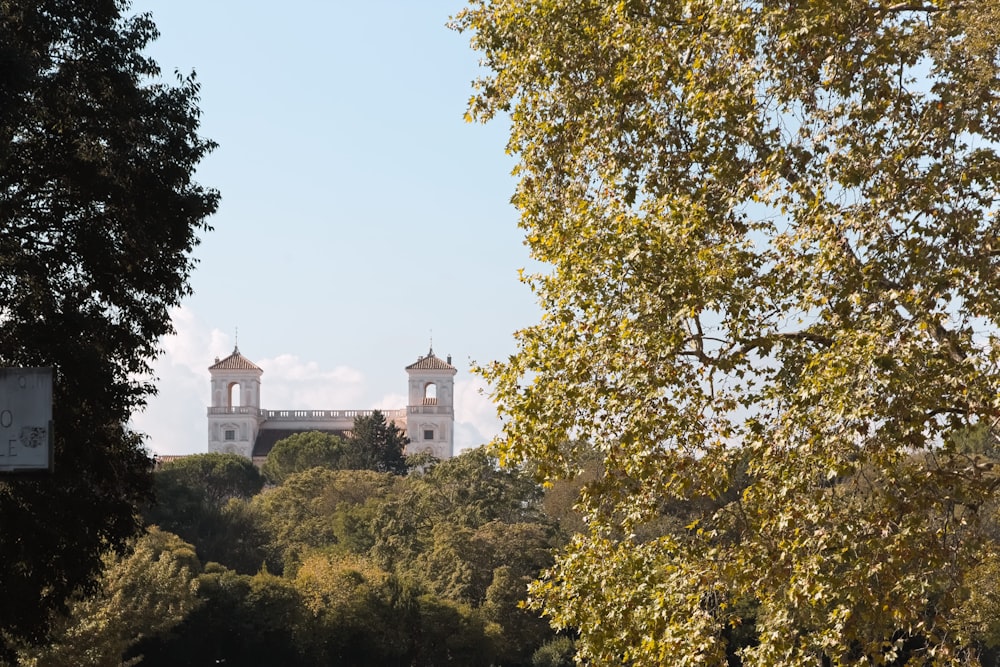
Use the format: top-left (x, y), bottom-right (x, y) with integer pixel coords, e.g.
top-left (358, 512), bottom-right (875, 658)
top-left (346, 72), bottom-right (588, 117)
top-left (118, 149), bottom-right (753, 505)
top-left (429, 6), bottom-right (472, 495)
top-left (251, 428), bottom-right (349, 458)
top-left (406, 351), bottom-right (456, 371)
top-left (209, 347), bottom-right (262, 372)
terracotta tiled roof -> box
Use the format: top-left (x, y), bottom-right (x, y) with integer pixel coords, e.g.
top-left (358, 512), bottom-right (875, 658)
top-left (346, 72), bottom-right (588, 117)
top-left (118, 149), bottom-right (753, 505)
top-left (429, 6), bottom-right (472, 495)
top-left (154, 455), bottom-right (190, 469)
top-left (406, 351), bottom-right (456, 371)
top-left (209, 347), bottom-right (263, 372)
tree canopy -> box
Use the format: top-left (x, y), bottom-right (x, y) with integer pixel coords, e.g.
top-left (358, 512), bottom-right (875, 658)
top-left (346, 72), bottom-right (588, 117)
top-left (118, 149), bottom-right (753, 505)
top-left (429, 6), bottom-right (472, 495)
top-left (260, 415), bottom-right (410, 484)
top-left (154, 452), bottom-right (264, 508)
top-left (344, 410), bottom-right (409, 475)
top-left (261, 431), bottom-right (347, 484)
top-left (455, 0), bottom-right (1000, 664)
top-left (0, 0), bottom-right (217, 650)
top-left (129, 447), bottom-right (564, 666)
top-left (14, 527), bottom-right (201, 666)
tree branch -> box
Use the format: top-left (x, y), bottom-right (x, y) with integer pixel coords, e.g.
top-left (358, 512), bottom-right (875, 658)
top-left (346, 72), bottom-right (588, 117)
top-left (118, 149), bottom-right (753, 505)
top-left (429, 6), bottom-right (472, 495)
top-left (738, 331), bottom-right (834, 354)
top-left (874, 2), bottom-right (959, 13)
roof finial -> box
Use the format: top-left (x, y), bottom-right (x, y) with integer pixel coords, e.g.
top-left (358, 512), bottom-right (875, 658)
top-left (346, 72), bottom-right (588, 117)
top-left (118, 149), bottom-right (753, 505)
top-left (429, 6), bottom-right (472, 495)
top-left (429, 329), bottom-right (434, 356)
top-left (234, 326), bottom-right (239, 353)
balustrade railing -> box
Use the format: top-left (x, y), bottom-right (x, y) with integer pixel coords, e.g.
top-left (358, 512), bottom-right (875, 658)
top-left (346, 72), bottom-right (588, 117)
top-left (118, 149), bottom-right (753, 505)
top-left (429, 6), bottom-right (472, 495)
top-left (261, 408), bottom-right (407, 421)
top-left (207, 406), bottom-right (260, 416)
top-left (408, 406), bottom-right (452, 415)
top-left (208, 407), bottom-right (410, 420)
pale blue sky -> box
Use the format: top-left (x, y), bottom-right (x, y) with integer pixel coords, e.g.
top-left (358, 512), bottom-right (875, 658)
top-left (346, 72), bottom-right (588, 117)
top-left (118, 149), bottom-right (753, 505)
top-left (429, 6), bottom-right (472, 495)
top-left (130, 1), bottom-right (537, 455)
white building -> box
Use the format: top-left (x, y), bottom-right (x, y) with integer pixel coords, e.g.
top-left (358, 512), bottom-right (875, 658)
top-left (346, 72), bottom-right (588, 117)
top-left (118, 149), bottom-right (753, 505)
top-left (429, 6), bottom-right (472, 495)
top-left (207, 346), bottom-right (457, 463)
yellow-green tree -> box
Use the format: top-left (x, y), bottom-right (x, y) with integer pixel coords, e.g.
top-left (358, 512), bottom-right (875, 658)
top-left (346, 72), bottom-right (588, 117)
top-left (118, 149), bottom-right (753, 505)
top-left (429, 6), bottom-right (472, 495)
top-left (455, 1), bottom-right (1000, 664)
top-left (15, 527), bottom-right (200, 666)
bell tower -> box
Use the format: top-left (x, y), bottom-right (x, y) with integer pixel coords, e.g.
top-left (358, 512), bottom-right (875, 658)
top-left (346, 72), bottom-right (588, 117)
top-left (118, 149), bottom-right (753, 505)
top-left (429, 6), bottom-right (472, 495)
top-left (207, 346), bottom-right (263, 458)
top-left (405, 348), bottom-right (457, 459)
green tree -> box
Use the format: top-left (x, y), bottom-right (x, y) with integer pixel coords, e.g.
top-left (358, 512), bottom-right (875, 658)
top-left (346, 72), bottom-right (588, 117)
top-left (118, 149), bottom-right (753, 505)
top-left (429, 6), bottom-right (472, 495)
top-left (253, 467), bottom-right (402, 574)
top-left (146, 453), bottom-right (266, 572)
top-left (261, 430), bottom-right (347, 484)
top-left (951, 423), bottom-right (1000, 458)
top-left (343, 410), bottom-right (409, 474)
top-left (131, 565), bottom-right (312, 667)
top-left (15, 527), bottom-right (201, 666)
top-left (193, 498), bottom-right (273, 574)
top-left (0, 0), bottom-right (217, 652)
top-left (154, 452), bottom-right (263, 508)
top-left (418, 447), bottom-right (547, 527)
top-left (294, 552), bottom-right (416, 665)
top-left (371, 447), bottom-right (550, 572)
top-left (294, 552), bottom-right (502, 667)
top-left (531, 637), bottom-right (575, 667)
top-left (413, 594), bottom-right (500, 667)
top-left (483, 564), bottom-right (557, 666)
top-left (416, 520), bottom-right (555, 607)
top-left (456, 1), bottom-right (1000, 664)
top-left (367, 448), bottom-right (560, 663)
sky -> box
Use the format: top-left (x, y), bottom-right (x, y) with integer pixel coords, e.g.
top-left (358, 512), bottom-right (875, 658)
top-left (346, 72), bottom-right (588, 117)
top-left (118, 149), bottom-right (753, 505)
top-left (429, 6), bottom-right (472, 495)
top-left (128, 1), bottom-right (538, 456)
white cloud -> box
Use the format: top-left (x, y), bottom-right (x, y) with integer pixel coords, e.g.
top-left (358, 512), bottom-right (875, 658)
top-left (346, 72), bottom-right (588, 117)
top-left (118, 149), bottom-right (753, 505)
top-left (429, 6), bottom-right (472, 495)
top-left (453, 376), bottom-right (501, 452)
top-left (257, 354), bottom-right (366, 410)
top-left (161, 306), bottom-right (231, 370)
top-left (374, 392), bottom-right (408, 411)
top-left (132, 306), bottom-right (222, 456)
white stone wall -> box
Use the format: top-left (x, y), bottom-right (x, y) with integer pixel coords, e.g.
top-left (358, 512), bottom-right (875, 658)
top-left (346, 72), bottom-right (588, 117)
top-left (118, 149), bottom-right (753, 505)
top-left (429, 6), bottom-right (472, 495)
top-left (406, 367), bottom-right (457, 459)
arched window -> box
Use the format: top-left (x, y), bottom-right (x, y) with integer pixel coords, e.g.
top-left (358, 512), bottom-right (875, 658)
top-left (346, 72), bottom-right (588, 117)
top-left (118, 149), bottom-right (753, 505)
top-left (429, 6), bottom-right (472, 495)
top-left (423, 382), bottom-right (437, 405)
top-left (228, 382), bottom-right (241, 408)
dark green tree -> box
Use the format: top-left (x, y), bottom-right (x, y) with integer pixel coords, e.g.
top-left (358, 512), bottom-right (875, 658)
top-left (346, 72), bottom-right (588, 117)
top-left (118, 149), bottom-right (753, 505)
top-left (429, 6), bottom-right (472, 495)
top-left (130, 565), bottom-right (311, 667)
top-left (261, 430), bottom-right (347, 484)
top-left (412, 594), bottom-right (499, 667)
top-left (419, 446), bottom-right (547, 527)
top-left (145, 454), bottom-right (266, 573)
top-left (369, 448), bottom-right (561, 663)
top-left (0, 0), bottom-right (217, 652)
top-left (153, 452), bottom-right (263, 509)
top-left (343, 410), bottom-right (409, 475)
top-left (531, 637), bottom-right (575, 667)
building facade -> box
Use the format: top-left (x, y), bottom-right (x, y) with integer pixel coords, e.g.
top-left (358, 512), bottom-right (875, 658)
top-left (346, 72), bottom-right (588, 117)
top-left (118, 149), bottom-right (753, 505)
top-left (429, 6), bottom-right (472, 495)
top-left (207, 346), bottom-right (457, 463)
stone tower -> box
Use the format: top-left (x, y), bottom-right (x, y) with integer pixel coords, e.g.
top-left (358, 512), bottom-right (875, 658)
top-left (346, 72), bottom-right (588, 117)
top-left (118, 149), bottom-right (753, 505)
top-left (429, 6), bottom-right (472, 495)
top-left (207, 346), bottom-right (263, 458)
top-left (405, 349), bottom-right (457, 460)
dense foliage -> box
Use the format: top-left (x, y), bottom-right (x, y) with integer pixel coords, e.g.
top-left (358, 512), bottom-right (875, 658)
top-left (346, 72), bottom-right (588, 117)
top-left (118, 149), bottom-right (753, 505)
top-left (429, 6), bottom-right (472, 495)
top-left (0, 0), bottom-right (217, 652)
top-left (31, 448), bottom-right (572, 666)
top-left (453, 0), bottom-right (1000, 664)
top-left (24, 443), bottom-right (1000, 665)
top-left (261, 411), bottom-right (410, 484)
top-left (12, 527), bottom-right (201, 666)
top-left (145, 453), bottom-right (267, 573)
top-left (344, 410), bottom-right (409, 474)
top-left (261, 431), bottom-right (348, 485)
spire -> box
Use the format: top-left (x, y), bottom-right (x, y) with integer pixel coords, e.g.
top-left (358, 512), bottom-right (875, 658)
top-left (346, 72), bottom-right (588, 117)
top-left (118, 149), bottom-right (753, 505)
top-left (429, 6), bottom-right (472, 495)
top-left (234, 325), bottom-right (239, 353)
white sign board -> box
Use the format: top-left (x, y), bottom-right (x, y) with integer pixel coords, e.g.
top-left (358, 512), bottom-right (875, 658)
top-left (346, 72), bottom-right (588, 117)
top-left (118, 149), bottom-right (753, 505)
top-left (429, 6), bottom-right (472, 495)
top-left (0, 368), bottom-right (53, 472)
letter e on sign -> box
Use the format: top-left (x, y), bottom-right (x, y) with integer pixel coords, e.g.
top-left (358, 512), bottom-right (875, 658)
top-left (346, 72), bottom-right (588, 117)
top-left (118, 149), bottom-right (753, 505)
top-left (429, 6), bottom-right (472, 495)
top-left (0, 368), bottom-right (53, 473)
